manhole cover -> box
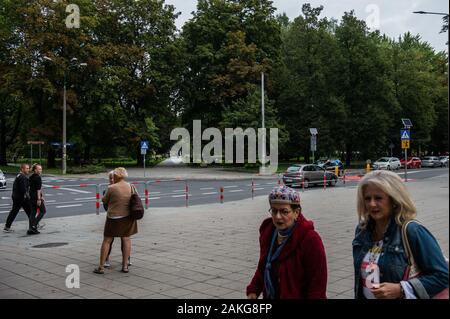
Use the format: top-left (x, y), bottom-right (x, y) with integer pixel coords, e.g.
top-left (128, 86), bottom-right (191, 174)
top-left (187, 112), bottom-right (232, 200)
top-left (32, 242), bottom-right (68, 248)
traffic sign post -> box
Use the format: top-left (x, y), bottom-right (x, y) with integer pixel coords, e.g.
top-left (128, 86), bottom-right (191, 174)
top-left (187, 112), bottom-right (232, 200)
top-left (27, 141), bottom-right (45, 165)
top-left (140, 140), bottom-right (149, 178)
top-left (401, 119), bottom-right (412, 182)
top-left (309, 128), bottom-right (318, 163)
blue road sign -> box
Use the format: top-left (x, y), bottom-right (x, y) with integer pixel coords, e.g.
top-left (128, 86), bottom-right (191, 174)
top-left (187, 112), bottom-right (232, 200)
top-left (401, 129), bottom-right (410, 140)
top-left (140, 140), bottom-right (149, 150)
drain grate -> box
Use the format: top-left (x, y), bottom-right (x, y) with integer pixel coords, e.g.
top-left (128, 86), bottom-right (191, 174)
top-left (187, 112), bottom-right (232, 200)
top-left (32, 242), bottom-right (68, 248)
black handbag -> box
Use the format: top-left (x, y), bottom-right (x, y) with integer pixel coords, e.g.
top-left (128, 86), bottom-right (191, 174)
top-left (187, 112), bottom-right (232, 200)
top-left (129, 185), bottom-right (144, 220)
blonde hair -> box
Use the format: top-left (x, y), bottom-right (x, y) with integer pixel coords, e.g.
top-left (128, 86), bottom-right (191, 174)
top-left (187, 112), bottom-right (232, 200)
top-left (113, 167), bottom-right (128, 180)
top-left (356, 170), bottom-right (417, 229)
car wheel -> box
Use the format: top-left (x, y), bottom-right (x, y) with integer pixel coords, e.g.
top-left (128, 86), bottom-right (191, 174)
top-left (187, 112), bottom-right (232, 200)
top-left (328, 178), bottom-right (337, 187)
top-left (387, 165), bottom-right (391, 171)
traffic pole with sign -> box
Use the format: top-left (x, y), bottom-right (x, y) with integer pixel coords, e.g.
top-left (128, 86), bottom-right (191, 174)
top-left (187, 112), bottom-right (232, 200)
top-left (140, 140), bottom-right (149, 178)
top-left (401, 129), bottom-right (411, 182)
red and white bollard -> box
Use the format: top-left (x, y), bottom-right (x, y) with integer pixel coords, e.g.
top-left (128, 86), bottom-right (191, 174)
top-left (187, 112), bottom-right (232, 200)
top-left (220, 187), bottom-right (224, 203)
top-left (251, 178), bottom-right (254, 199)
top-left (95, 185), bottom-right (100, 215)
top-left (323, 173), bottom-right (327, 190)
top-left (343, 170), bottom-right (346, 186)
top-left (185, 182), bottom-right (189, 207)
top-left (145, 183), bottom-right (149, 209)
top-left (302, 176), bottom-right (305, 192)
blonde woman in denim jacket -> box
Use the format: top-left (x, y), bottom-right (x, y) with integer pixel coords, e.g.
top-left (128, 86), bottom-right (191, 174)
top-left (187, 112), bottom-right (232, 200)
top-left (352, 170), bottom-right (448, 299)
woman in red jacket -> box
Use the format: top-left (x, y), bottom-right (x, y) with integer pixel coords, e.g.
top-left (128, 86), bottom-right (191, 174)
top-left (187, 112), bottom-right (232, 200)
top-left (247, 186), bottom-right (328, 299)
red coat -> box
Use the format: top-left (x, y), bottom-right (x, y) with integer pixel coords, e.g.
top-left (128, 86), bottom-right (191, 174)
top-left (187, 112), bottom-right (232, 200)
top-left (246, 215), bottom-right (327, 299)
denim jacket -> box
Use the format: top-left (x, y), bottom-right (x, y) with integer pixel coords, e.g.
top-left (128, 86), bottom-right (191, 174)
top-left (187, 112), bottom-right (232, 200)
top-left (352, 216), bottom-right (449, 299)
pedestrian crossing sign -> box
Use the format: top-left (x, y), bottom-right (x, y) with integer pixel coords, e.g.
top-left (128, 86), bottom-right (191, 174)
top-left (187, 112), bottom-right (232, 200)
top-left (401, 129), bottom-right (410, 140)
top-left (402, 140), bottom-right (410, 149)
top-left (140, 140), bottom-right (149, 150)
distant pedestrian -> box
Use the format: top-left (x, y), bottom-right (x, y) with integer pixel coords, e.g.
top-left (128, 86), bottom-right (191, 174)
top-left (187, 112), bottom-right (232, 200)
top-left (103, 170), bottom-right (132, 268)
top-left (247, 185), bottom-right (327, 299)
top-left (3, 164), bottom-right (39, 235)
top-left (29, 164), bottom-right (46, 230)
top-left (94, 167), bottom-right (137, 274)
top-left (353, 170), bottom-right (448, 299)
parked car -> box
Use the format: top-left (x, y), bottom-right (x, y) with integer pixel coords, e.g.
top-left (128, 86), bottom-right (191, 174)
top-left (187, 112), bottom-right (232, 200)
top-left (321, 159), bottom-right (344, 176)
top-left (373, 157), bottom-right (401, 170)
top-left (439, 156), bottom-right (449, 167)
top-left (282, 164), bottom-right (338, 188)
top-left (400, 157), bottom-right (422, 169)
top-left (421, 156), bottom-right (441, 168)
top-left (0, 170), bottom-right (6, 189)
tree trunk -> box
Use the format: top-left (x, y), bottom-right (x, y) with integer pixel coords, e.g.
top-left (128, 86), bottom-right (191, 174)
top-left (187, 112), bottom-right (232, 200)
top-left (345, 143), bottom-right (352, 167)
top-left (83, 144), bottom-right (91, 163)
top-left (47, 147), bottom-right (56, 168)
top-left (0, 113), bottom-right (7, 166)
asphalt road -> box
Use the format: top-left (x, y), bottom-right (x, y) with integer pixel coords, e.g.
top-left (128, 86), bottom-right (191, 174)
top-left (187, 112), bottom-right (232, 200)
top-left (0, 167), bottom-right (448, 224)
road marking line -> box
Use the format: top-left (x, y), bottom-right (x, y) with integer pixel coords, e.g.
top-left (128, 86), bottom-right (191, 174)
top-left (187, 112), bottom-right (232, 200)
top-left (246, 184), bottom-right (261, 186)
top-left (0, 211), bottom-right (10, 214)
top-left (253, 188), bottom-right (265, 191)
top-left (202, 192), bottom-right (218, 195)
top-left (56, 204), bottom-right (83, 208)
top-left (45, 200), bottom-right (56, 203)
top-left (74, 197), bottom-right (95, 201)
top-left (223, 186), bottom-right (238, 188)
top-left (265, 182), bottom-right (274, 185)
top-left (200, 187), bottom-right (215, 190)
top-left (1, 197), bottom-right (9, 200)
top-left (229, 189), bottom-right (243, 193)
top-left (171, 194), bottom-right (189, 198)
top-left (43, 184), bottom-right (91, 194)
top-left (149, 197), bottom-right (161, 200)
top-left (172, 190), bottom-right (186, 193)
top-left (44, 194), bottom-right (54, 197)
top-left (57, 193), bottom-right (64, 196)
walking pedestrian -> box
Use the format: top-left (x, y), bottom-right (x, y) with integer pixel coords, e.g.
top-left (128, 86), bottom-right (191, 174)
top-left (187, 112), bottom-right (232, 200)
top-left (353, 170), bottom-right (448, 299)
top-left (94, 167), bottom-right (137, 274)
top-left (246, 185), bottom-right (328, 299)
top-left (29, 164), bottom-right (46, 230)
top-left (3, 164), bottom-right (39, 235)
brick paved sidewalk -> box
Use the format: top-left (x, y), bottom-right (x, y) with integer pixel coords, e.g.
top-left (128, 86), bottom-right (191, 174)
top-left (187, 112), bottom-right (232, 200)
top-left (0, 173), bottom-right (447, 299)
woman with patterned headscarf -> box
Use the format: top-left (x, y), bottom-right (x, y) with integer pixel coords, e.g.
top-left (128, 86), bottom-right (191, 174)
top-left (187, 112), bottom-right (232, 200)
top-left (246, 185), bottom-right (328, 299)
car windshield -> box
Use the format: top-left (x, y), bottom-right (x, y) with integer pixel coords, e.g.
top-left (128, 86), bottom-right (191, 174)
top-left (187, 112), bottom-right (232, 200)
top-left (439, 156), bottom-right (447, 160)
top-left (377, 158), bottom-right (389, 162)
top-left (423, 157), bottom-right (432, 160)
top-left (287, 166), bottom-right (301, 172)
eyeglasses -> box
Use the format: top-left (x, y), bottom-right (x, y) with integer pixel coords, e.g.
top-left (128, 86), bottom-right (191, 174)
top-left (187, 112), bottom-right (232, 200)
top-left (268, 208), bottom-right (293, 216)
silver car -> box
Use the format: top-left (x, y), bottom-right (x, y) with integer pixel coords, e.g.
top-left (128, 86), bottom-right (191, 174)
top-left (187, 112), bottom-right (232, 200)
top-left (439, 156), bottom-right (449, 167)
top-left (282, 164), bottom-right (338, 188)
top-left (0, 170), bottom-right (6, 189)
top-left (373, 157), bottom-right (401, 170)
top-left (421, 156), bottom-right (441, 168)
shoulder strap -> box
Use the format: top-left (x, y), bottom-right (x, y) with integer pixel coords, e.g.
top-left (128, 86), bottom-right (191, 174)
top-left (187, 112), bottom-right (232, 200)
top-left (402, 219), bottom-right (422, 276)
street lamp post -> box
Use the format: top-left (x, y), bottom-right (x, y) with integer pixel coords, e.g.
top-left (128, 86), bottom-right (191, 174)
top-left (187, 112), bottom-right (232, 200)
top-left (44, 56), bottom-right (87, 174)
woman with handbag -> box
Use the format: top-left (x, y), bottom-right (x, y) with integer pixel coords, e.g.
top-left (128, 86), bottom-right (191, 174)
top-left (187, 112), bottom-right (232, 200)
top-left (103, 170), bottom-right (132, 269)
top-left (94, 167), bottom-right (138, 274)
top-left (353, 170), bottom-right (448, 299)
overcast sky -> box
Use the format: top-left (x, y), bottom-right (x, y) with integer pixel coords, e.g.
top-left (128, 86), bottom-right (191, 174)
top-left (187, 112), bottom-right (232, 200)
top-left (164, 0), bottom-right (449, 53)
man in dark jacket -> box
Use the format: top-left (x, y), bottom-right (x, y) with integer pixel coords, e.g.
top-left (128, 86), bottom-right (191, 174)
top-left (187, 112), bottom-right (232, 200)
top-left (3, 164), bottom-right (39, 235)
top-left (29, 163), bottom-right (46, 231)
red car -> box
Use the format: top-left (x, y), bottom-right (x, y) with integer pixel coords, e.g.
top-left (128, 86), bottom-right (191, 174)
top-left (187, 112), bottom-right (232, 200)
top-left (400, 157), bottom-right (422, 169)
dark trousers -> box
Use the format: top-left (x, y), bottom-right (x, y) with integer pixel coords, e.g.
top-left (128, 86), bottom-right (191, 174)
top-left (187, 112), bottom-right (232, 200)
top-left (5, 198), bottom-right (34, 230)
top-left (31, 202), bottom-right (47, 226)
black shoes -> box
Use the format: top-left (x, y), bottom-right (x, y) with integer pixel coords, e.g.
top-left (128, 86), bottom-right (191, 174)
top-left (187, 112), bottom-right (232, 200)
top-left (27, 229), bottom-right (40, 235)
